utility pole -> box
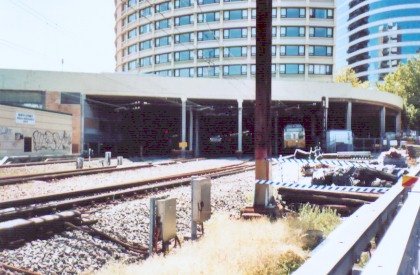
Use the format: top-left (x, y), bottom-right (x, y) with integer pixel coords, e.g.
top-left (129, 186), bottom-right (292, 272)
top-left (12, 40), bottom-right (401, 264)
top-left (254, 0), bottom-right (272, 207)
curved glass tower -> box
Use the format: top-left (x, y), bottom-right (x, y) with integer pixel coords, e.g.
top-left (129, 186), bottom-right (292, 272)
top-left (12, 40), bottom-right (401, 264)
top-left (114, 0), bottom-right (335, 81)
top-left (336, 0), bottom-right (420, 82)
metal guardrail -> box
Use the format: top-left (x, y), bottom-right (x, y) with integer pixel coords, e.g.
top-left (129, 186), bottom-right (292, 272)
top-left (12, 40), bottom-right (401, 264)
top-left (294, 164), bottom-right (420, 275)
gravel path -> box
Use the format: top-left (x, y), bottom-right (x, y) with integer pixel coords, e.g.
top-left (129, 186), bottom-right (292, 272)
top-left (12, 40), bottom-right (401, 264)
top-left (0, 159), bottom-right (243, 202)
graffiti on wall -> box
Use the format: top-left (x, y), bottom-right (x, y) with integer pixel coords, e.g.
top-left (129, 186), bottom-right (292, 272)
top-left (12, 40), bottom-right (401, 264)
top-left (0, 127), bottom-right (12, 138)
top-left (32, 130), bottom-right (71, 151)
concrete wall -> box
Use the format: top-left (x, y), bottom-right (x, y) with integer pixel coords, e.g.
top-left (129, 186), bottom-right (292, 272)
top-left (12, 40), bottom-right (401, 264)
top-left (0, 104), bottom-right (72, 157)
top-left (45, 92), bottom-right (81, 153)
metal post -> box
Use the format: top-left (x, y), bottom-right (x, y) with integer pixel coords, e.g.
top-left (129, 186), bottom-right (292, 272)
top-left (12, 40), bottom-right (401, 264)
top-left (346, 101), bottom-right (352, 131)
top-left (274, 110), bottom-right (279, 157)
top-left (237, 99), bottom-right (243, 156)
top-left (194, 113), bottom-right (200, 157)
top-left (380, 106), bottom-right (386, 138)
top-left (254, 0), bottom-right (273, 207)
top-left (181, 98), bottom-right (187, 157)
top-left (148, 197), bottom-right (156, 256)
top-left (189, 107), bottom-right (193, 153)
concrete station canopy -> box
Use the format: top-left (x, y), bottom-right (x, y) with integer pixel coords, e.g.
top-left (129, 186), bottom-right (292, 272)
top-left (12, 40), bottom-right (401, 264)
top-left (0, 69), bottom-right (403, 110)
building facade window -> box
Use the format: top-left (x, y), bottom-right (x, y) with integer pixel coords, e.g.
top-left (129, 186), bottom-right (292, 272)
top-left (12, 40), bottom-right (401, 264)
top-left (155, 35), bottom-right (171, 47)
top-left (280, 45), bottom-right (305, 56)
top-left (155, 1), bottom-right (171, 13)
top-left (224, 46), bottom-right (247, 57)
top-left (198, 12), bottom-right (220, 23)
top-left (174, 0), bottom-right (192, 9)
top-left (127, 0), bottom-right (137, 8)
top-left (251, 8), bottom-right (277, 19)
top-left (174, 67), bottom-right (195, 77)
top-left (128, 44), bottom-right (137, 55)
top-left (197, 66), bottom-right (219, 77)
top-left (140, 6), bottom-right (152, 17)
top-left (308, 45), bottom-right (332, 56)
top-left (280, 26), bottom-right (305, 37)
top-left (175, 32), bottom-right (194, 43)
top-left (223, 9), bottom-right (248, 20)
top-left (140, 40), bottom-right (152, 51)
top-left (140, 23), bottom-right (152, 34)
top-left (280, 8), bottom-right (306, 18)
top-left (197, 47), bottom-right (220, 58)
top-left (155, 70), bottom-right (172, 76)
top-left (128, 60), bottom-right (138, 70)
top-left (223, 28), bottom-right (247, 39)
top-left (279, 64), bottom-right (305, 74)
top-left (223, 64), bottom-right (247, 76)
top-left (198, 0), bottom-right (220, 4)
top-left (155, 18), bottom-right (171, 30)
top-left (198, 30), bottom-right (220, 41)
top-left (155, 53), bottom-right (172, 64)
top-left (127, 12), bottom-right (137, 24)
top-left (174, 50), bottom-right (194, 61)
top-left (175, 15), bottom-right (193, 26)
top-left (309, 8), bottom-right (333, 19)
top-left (308, 64), bottom-right (332, 75)
top-left (128, 28), bottom-right (137, 39)
top-left (309, 27), bottom-right (333, 38)
top-left (140, 56), bottom-right (152, 67)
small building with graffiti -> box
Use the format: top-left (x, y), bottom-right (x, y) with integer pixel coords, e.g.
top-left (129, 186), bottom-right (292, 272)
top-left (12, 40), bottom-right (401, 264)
top-left (0, 104), bottom-right (72, 158)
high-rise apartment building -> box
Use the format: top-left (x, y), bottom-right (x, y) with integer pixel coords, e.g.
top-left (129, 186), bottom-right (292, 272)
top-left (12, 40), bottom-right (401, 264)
top-left (115, 0), bottom-right (335, 80)
top-left (336, 0), bottom-right (420, 82)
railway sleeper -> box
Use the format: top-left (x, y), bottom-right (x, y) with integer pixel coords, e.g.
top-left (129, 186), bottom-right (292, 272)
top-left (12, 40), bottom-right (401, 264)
top-left (0, 210), bottom-right (82, 248)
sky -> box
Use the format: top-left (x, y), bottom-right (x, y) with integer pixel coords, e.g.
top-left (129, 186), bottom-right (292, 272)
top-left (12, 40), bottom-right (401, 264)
top-left (0, 0), bottom-right (116, 73)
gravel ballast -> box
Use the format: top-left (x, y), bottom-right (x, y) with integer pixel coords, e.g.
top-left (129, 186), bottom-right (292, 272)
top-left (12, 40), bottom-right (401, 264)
top-left (0, 160), bottom-right (304, 274)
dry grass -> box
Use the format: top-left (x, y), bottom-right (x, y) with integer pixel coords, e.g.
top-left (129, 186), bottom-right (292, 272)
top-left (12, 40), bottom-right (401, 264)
top-left (96, 206), bottom-right (341, 275)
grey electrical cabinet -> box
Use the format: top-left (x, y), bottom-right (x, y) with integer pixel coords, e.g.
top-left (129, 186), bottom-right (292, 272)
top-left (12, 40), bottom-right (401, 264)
top-left (156, 198), bottom-right (177, 242)
top-left (192, 177), bottom-right (212, 223)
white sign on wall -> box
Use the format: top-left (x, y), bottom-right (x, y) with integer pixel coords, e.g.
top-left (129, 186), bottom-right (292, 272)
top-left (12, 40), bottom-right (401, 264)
top-left (16, 112), bottom-right (35, 125)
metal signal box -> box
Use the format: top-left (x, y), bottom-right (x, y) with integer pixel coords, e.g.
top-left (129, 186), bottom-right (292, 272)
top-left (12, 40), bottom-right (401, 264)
top-left (192, 177), bottom-right (212, 223)
top-left (156, 198), bottom-right (177, 242)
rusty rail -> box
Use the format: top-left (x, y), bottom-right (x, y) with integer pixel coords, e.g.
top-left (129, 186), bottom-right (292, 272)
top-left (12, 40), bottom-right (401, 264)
top-left (0, 158), bottom-right (205, 186)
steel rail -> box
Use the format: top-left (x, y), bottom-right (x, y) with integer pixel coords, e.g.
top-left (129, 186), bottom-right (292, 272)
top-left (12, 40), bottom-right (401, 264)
top-left (0, 162), bottom-right (252, 210)
top-left (0, 158), bottom-right (205, 186)
top-left (0, 163), bottom-right (254, 221)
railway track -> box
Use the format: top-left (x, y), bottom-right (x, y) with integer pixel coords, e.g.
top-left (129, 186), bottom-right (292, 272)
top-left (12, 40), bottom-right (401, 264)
top-left (0, 162), bottom-right (254, 221)
top-left (0, 158), bottom-right (205, 186)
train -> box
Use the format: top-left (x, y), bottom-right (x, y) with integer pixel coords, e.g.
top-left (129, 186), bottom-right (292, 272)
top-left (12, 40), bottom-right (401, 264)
top-left (283, 124), bottom-right (306, 151)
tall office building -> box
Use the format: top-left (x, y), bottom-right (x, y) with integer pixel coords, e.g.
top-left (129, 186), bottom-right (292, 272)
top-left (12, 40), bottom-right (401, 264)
top-left (115, 0), bottom-right (335, 80)
top-left (336, 0), bottom-right (420, 82)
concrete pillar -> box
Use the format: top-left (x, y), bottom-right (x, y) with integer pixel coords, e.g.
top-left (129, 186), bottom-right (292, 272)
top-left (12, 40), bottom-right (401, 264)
top-left (380, 106), bottom-right (386, 137)
top-left (181, 98), bottom-right (187, 156)
top-left (189, 107), bottom-right (193, 152)
top-left (322, 97), bottom-right (329, 150)
top-left (346, 101), bottom-right (352, 131)
top-left (80, 93), bottom-right (86, 154)
top-left (274, 111), bottom-right (279, 157)
top-left (396, 111), bottom-right (401, 134)
top-left (310, 114), bottom-right (316, 143)
top-left (237, 99), bottom-right (243, 155)
top-left (194, 113), bottom-right (200, 157)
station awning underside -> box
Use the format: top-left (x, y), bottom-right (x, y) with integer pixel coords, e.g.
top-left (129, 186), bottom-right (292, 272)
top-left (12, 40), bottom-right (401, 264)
top-left (0, 69), bottom-right (403, 110)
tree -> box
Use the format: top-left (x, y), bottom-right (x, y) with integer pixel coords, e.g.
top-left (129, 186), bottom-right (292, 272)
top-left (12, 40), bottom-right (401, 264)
top-left (377, 57), bottom-right (420, 130)
top-left (334, 67), bottom-right (370, 88)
